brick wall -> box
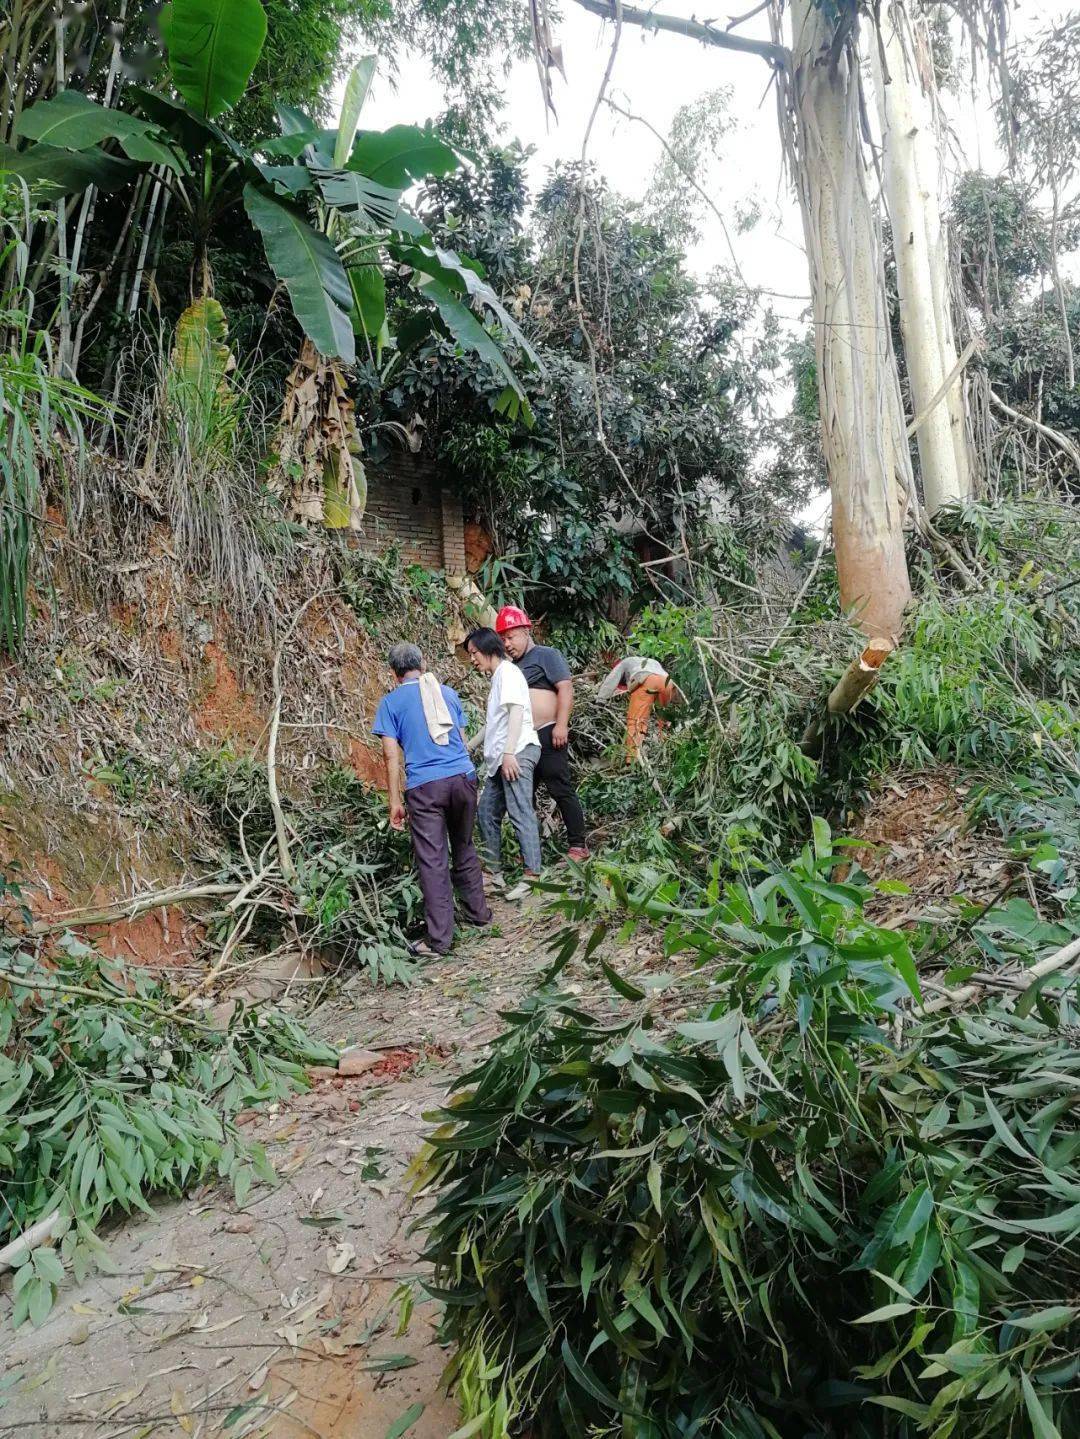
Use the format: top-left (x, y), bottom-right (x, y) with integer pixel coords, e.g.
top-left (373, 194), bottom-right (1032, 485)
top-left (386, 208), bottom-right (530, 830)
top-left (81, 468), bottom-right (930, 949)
top-left (358, 450), bottom-right (466, 573)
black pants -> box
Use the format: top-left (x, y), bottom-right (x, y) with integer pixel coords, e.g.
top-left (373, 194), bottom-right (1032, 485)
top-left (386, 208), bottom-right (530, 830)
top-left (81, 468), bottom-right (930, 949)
top-left (405, 772), bottom-right (491, 953)
top-left (534, 725), bottom-right (587, 849)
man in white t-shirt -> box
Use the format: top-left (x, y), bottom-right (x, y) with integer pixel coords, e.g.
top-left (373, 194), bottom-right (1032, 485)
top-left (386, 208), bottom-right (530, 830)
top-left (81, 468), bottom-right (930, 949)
top-left (465, 626), bottom-right (543, 901)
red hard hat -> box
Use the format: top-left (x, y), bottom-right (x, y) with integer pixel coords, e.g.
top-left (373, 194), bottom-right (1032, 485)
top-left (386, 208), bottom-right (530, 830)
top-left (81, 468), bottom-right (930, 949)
top-left (495, 605), bottom-right (531, 634)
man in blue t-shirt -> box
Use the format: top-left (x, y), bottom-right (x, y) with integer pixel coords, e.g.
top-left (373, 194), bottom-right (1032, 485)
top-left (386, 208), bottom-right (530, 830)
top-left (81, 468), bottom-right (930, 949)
top-left (373, 643), bottom-right (491, 956)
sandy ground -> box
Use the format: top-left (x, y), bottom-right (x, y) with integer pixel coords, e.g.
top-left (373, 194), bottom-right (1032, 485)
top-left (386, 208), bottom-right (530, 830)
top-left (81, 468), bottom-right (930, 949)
top-left (0, 890), bottom-right (636, 1439)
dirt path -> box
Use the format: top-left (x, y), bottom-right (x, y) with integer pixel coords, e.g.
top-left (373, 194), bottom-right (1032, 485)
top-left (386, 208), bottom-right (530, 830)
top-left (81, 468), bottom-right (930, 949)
top-left (0, 892), bottom-right (622, 1439)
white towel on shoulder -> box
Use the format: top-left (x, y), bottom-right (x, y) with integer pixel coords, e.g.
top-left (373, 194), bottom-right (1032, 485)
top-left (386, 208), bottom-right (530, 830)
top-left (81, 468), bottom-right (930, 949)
top-left (418, 671), bottom-right (454, 746)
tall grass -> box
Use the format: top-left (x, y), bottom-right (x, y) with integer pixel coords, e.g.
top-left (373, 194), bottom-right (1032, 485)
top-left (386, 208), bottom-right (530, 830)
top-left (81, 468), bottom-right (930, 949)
top-left (81, 316), bottom-right (293, 622)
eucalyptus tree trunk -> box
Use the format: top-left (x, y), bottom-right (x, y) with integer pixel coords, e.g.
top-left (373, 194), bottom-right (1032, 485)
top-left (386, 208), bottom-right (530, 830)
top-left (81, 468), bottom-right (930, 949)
top-left (780, 0), bottom-right (912, 646)
top-left (871, 0), bottom-right (972, 515)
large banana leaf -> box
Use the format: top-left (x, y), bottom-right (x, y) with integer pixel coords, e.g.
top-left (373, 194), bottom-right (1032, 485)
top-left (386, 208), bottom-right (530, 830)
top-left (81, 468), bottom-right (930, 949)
top-left (133, 90), bottom-right (248, 165)
top-left (416, 273), bottom-right (529, 404)
top-left (17, 92), bottom-right (185, 174)
top-left (160, 0), bottom-right (267, 119)
top-left (396, 241), bottom-right (543, 369)
top-left (256, 164), bottom-right (313, 197)
top-left (273, 104), bottom-right (336, 167)
top-left (348, 265), bottom-right (387, 342)
top-left (0, 142), bottom-right (137, 195)
top-left (348, 125), bottom-right (460, 188)
top-left (334, 58), bottom-right (376, 169)
top-left (243, 183), bottom-right (355, 363)
top-left (113, 130), bottom-right (187, 173)
top-left (313, 168), bottom-right (424, 237)
top-left (17, 91), bottom-right (163, 152)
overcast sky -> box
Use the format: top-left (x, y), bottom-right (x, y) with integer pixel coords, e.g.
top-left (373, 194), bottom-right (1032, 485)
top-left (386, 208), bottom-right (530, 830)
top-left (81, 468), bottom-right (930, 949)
top-left (351, 5), bottom-right (1073, 528)
top-left (358, 5), bottom-right (1069, 294)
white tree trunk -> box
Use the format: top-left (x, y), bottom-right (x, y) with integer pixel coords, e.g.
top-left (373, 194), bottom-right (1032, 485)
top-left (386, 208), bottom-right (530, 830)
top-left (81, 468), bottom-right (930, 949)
top-left (872, 1), bottom-right (972, 515)
top-left (781, 0), bottom-right (913, 643)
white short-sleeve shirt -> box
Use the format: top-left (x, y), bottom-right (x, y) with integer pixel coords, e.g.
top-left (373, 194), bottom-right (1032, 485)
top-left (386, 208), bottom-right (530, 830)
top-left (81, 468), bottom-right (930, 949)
top-left (483, 659), bottom-right (539, 776)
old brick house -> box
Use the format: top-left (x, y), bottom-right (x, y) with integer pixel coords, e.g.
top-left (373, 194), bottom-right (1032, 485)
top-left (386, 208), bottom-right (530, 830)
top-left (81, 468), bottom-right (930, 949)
top-left (358, 449), bottom-right (466, 574)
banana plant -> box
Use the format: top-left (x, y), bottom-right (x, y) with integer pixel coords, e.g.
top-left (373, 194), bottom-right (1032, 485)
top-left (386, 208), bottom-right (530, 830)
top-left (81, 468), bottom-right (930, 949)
top-left (10, 0), bottom-right (538, 525)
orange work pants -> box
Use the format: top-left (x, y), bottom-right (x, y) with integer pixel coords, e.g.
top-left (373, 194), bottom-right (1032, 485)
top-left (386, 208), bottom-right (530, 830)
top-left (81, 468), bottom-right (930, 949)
top-left (625, 674), bottom-right (674, 761)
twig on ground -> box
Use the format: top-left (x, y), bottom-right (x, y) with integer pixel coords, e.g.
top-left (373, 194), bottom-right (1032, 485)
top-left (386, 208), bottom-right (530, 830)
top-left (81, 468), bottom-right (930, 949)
top-left (0, 969), bottom-right (221, 1031)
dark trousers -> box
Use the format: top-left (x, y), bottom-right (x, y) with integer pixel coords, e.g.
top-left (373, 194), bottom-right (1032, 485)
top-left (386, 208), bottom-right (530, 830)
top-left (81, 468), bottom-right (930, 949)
top-left (405, 771), bottom-right (491, 953)
top-left (534, 726), bottom-right (587, 849)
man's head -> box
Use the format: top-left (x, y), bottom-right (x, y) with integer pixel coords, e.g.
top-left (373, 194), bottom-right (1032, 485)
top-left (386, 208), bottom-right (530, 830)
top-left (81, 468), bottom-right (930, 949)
top-left (388, 642), bottom-right (423, 682)
top-left (502, 626), bottom-right (533, 661)
top-left (464, 627), bottom-right (505, 676)
top-left (494, 605), bottom-right (532, 660)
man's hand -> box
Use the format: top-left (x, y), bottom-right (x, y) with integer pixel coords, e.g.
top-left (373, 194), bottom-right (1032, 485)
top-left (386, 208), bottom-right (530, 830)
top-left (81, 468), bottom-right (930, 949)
top-left (552, 723), bottom-right (569, 749)
top-left (501, 752), bottom-right (521, 782)
top-left (389, 802), bottom-right (407, 831)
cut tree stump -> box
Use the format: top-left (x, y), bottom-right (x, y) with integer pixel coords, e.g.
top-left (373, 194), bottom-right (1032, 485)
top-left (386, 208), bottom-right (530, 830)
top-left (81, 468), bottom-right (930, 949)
top-left (801, 638), bottom-right (894, 754)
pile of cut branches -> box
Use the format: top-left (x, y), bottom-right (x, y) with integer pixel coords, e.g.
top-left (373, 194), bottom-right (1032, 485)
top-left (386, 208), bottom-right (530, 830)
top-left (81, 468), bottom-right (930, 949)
top-left (0, 875), bottom-right (336, 1329)
top-left (416, 830), bottom-right (1080, 1438)
top-left (183, 754), bottom-right (422, 988)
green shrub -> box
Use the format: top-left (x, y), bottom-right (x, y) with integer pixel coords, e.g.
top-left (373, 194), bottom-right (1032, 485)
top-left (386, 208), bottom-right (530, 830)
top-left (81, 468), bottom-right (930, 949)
top-left (599, 502), bottom-right (1080, 891)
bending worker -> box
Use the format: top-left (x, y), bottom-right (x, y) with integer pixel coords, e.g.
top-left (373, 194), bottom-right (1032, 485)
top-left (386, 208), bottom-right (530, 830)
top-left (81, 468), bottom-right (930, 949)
top-left (596, 654), bottom-right (678, 761)
top-left (496, 604), bottom-right (589, 862)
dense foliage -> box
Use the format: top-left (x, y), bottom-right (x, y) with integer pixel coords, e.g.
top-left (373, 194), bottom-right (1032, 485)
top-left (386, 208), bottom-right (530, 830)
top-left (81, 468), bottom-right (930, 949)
top-left (575, 500), bottom-right (1080, 886)
top-left (185, 751), bottom-right (423, 987)
top-left (355, 150), bottom-right (796, 619)
top-left (414, 486), bottom-right (1080, 1436)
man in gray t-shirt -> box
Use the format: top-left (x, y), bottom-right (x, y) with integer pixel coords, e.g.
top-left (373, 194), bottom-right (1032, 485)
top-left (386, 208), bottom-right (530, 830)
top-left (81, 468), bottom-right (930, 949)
top-left (496, 605), bottom-right (589, 861)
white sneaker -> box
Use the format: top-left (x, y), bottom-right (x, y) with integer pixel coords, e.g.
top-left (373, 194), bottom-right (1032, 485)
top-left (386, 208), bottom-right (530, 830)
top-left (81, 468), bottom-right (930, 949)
top-left (504, 878), bottom-right (533, 902)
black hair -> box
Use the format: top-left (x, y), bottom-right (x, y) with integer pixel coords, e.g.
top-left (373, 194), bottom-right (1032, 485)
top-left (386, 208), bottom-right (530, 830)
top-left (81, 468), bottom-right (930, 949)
top-left (464, 627), bottom-right (505, 659)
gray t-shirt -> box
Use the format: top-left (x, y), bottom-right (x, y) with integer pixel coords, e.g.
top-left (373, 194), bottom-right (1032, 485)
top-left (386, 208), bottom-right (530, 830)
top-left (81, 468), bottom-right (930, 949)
top-left (514, 643), bottom-right (572, 693)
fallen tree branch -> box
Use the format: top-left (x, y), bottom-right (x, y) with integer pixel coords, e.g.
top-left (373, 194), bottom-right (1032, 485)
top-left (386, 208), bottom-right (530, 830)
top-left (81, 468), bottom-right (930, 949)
top-left (30, 882), bottom-right (239, 936)
top-left (171, 903), bottom-right (260, 1013)
top-left (989, 389), bottom-right (1080, 477)
top-left (919, 934), bottom-right (1080, 1016)
top-left (0, 968), bottom-right (222, 1030)
top-left (762, 522), bottom-right (830, 653)
top-left (0, 1212), bottom-right (63, 1274)
top-left (905, 337), bottom-right (978, 441)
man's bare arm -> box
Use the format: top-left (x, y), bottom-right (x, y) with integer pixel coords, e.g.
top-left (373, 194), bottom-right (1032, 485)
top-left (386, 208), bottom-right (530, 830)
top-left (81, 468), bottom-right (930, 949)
top-left (553, 679), bottom-right (573, 748)
top-left (381, 736), bottom-right (407, 829)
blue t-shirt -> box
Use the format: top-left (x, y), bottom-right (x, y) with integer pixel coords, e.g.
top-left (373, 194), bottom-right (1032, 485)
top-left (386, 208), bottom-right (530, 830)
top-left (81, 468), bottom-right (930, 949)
top-left (372, 680), bottom-right (475, 792)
